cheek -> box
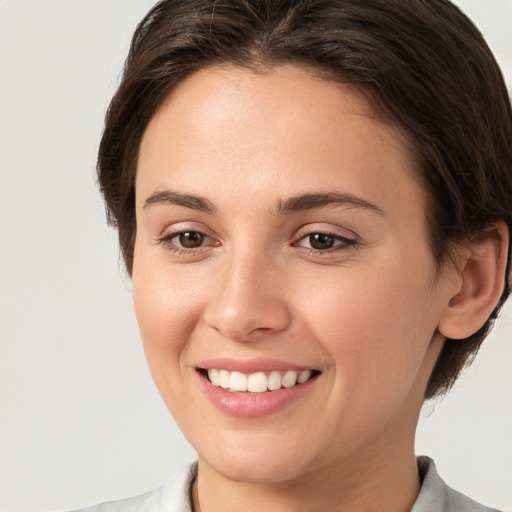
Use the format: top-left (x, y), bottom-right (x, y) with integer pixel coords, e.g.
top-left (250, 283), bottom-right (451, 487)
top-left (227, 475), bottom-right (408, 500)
top-left (131, 257), bottom-right (210, 424)
top-left (132, 253), bottom-right (205, 369)
top-left (297, 262), bottom-right (438, 393)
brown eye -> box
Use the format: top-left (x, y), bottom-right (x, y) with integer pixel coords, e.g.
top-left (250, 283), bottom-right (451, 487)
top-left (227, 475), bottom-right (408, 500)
top-left (177, 231), bottom-right (205, 248)
top-left (296, 231), bottom-right (357, 253)
top-left (308, 233), bottom-right (334, 250)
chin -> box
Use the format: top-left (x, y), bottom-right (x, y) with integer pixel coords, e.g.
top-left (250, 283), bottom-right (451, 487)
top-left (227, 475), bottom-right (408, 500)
top-left (212, 458), bottom-right (306, 484)
top-left (198, 438), bottom-right (317, 485)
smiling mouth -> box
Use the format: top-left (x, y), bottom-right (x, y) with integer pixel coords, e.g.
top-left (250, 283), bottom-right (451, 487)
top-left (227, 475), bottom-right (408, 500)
top-left (200, 368), bottom-right (321, 393)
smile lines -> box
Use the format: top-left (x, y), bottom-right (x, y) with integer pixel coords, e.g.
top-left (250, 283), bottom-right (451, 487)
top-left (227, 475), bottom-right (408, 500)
top-left (205, 369), bottom-right (317, 393)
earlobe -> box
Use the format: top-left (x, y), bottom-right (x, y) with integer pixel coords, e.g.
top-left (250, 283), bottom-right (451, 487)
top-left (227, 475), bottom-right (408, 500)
top-left (438, 222), bottom-right (509, 340)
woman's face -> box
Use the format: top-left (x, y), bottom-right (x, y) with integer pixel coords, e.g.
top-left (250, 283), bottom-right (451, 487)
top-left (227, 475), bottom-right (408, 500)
top-left (133, 65), bottom-right (457, 483)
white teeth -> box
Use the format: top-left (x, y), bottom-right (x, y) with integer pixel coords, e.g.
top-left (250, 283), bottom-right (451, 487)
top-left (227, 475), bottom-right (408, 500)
top-left (219, 369), bottom-right (230, 389)
top-left (281, 370), bottom-right (298, 388)
top-left (208, 369), bottom-right (220, 386)
top-left (247, 372), bottom-right (268, 393)
top-left (229, 371), bottom-right (248, 392)
top-left (206, 368), bottom-right (316, 392)
top-left (297, 369), bottom-right (312, 384)
top-left (267, 371), bottom-right (282, 391)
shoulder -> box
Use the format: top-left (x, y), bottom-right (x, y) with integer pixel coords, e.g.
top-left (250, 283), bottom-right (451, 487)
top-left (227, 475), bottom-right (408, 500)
top-left (71, 489), bottom-right (161, 512)
top-left (68, 463), bottom-right (197, 512)
top-left (413, 456), bottom-right (504, 512)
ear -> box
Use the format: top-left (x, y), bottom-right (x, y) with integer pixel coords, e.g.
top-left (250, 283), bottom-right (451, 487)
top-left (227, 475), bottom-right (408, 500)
top-left (438, 222), bottom-right (509, 340)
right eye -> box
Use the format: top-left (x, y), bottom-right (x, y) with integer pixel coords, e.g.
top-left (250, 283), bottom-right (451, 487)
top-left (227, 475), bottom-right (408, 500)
top-left (158, 230), bottom-right (218, 254)
top-left (173, 231), bottom-right (207, 249)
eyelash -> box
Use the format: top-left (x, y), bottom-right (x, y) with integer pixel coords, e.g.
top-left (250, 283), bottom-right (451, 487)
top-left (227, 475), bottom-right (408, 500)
top-left (157, 230), bottom-right (358, 256)
top-left (158, 231), bottom-right (216, 255)
top-left (293, 232), bottom-right (358, 255)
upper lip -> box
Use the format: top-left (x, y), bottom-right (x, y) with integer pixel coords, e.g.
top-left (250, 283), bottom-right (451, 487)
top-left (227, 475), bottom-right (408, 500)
top-left (196, 357), bottom-right (319, 374)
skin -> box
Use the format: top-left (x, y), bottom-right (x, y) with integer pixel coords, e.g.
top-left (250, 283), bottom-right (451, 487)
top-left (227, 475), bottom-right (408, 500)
top-left (132, 64), bottom-right (482, 511)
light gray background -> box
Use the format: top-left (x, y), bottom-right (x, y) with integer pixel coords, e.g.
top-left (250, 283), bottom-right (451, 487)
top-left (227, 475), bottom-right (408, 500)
top-left (0, 1), bottom-right (511, 511)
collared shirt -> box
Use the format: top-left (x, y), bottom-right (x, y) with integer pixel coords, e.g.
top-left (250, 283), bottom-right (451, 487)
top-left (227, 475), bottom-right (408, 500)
top-left (72, 457), bottom-right (503, 512)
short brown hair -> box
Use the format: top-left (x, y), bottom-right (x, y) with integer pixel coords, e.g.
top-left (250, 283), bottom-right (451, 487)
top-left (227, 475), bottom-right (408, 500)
top-left (97, 0), bottom-right (512, 399)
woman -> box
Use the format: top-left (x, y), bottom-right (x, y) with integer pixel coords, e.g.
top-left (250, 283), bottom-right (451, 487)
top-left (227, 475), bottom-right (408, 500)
top-left (77, 0), bottom-right (512, 510)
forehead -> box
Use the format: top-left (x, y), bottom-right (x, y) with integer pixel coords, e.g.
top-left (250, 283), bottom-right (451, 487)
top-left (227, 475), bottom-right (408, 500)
top-left (144, 64), bottom-right (383, 149)
top-left (137, 64), bottom-right (424, 216)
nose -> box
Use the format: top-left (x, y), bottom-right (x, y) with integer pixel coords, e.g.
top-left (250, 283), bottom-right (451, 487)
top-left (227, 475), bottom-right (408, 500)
top-left (203, 248), bottom-right (292, 342)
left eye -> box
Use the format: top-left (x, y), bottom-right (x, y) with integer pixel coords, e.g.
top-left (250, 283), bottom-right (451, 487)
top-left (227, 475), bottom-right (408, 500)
top-left (305, 233), bottom-right (335, 250)
top-left (297, 232), bottom-right (355, 251)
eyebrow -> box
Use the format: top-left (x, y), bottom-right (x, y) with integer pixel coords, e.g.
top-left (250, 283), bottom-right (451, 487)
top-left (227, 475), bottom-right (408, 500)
top-left (143, 189), bottom-right (217, 214)
top-left (274, 192), bottom-right (385, 216)
top-left (143, 189), bottom-right (384, 217)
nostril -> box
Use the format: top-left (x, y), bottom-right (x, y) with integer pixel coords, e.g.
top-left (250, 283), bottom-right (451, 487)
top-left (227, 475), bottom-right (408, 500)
top-left (248, 326), bottom-right (273, 335)
top-left (202, 271), bottom-right (292, 342)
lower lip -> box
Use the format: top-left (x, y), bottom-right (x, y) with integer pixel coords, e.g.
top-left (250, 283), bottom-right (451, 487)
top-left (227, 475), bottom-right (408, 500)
top-left (196, 371), bottom-right (319, 418)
